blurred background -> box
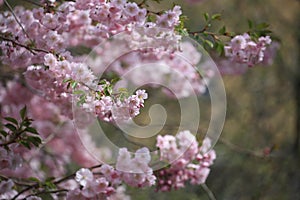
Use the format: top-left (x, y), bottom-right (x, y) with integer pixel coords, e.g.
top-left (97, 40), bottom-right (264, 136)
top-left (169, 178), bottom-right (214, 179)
top-left (126, 0), bottom-right (300, 199)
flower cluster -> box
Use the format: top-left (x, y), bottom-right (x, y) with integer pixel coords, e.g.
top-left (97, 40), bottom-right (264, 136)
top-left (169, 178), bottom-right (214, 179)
top-left (0, 0), bottom-right (185, 122)
top-left (0, 0), bottom-right (276, 198)
top-left (42, 53), bottom-right (148, 122)
top-left (115, 147), bottom-right (156, 187)
top-left (224, 33), bottom-right (272, 67)
top-left (155, 130), bottom-right (216, 191)
top-left (67, 168), bottom-right (114, 199)
top-left (67, 147), bottom-right (155, 199)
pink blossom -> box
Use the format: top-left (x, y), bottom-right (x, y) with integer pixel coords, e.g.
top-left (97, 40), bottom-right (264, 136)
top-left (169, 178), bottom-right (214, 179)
top-left (111, 0), bottom-right (127, 8)
top-left (41, 13), bottom-right (59, 30)
top-left (124, 2), bottom-right (139, 17)
top-left (155, 132), bottom-right (216, 191)
top-left (75, 168), bottom-right (94, 187)
top-left (224, 33), bottom-right (272, 66)
top-left (44, 53), bottom-right (57, 69)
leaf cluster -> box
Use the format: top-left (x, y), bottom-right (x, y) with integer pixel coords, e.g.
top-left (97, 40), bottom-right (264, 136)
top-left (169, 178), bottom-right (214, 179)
top-left (0, 106), bottom-right (41, 150)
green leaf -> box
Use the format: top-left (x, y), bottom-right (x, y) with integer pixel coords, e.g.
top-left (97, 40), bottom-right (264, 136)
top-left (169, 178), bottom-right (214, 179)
top-left (4, 117), bottom-right (18, 125)
top-left (73, 90), bottom-right (85, 95)
top-left (103, 86), bottom-right (112, 96)
top-left (178, 28), bottom-right (189, 36)
top-left (63, 79), bottom-right (71, 83)
top-left (5, 123), bottom-right (17, 132)
top-left (28, 177), bottom-right (40, 182)
top-left (98, 80), bottom-right (107, 85)
top-left (45, 181), bottom-right (57, 190)
top-left (211, 13), bottom-right (221, 20)
top-left (20, 106), bottom-right (27, 120)
top-left (0, 130), bottom-right (8, 137)
top-left (20, 140), bottom-right (31, 149)
top-left (256, 22), bottom-right (269, 30)
top-left (218, 26), bottom-right (226, 35)
top-left (248, 19), bottom-right (253, 29)
top-left (147, 14), bottom-right (157, 23)
top-left (45, 177), bottom-right (55, 182)
top-left (111, 77), bottom-right (121, 85)
top-left (71, 81), bottom-right (78, 89)
top-left (25, 127), bottom-right (39, 135)
top-left (77, 94), bottom-right (86, 106)
top-left (216, 42), bottom-right (225, 56)
top-left (27, 136), bottom-right (42, 147)
top-left (204, 13), bottom-right (209, 21)
top-left (205, 40), bottom-right (214, 48)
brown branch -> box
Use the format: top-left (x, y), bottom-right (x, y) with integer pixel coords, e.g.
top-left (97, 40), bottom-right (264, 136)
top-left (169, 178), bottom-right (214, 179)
top-left (23, 189), bottom-right (68, 200)
top-left (0, 35), bottom-right (49, 54)
top-left (12, 164), bottom-right (104, 200)
top-left (53, 173), bottom-right (75, 185)
top-left (12, 183), bottom-right (39, 200)
top-left (53, 164), bottom-right (103, 185)
top-left (0, 129), bottom-right (26, 147)
top-left (3, 0), bottom-right (33, 42)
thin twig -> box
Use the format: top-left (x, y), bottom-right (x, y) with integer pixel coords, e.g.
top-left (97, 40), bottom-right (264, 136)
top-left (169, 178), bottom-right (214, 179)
top-left (4, 0), bottom-right (33, 42)
top-left (53, 164), bottom-right (103, 185)
top-left (201, 183), bottom-right (217, 200)
top-left (0, 35), bottom-right (49, 54)
top-left (12, 183), bottom-right (39, 200)
top-left (23, 189), bottom-right (68, 200)
top-left (0, 130), bottom-right (26, 147)
top-left (219, 137), bottom-right (267, 158)
top-left (53, 173), bottom-right (75, 185)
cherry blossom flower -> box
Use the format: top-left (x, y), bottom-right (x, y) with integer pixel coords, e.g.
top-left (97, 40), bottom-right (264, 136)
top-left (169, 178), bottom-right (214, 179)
top-left (75, 168), bottom-right (94, 187)
top-left (224, 33), bottom-right (272, 66)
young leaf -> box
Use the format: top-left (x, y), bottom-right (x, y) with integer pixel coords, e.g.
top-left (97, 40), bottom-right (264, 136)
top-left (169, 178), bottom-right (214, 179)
top-left (0, 130), bottom-right (8, 137)
top-left (5, 123), bottom-right (17, 131)
top-left (248, 19), bottom-right (253, 29)
top-left (211, 13), bottom-right (221, 20)
top-left (71, 81), bottom-right (78, 89)
top-left (73, 90), bottom-right (85, 95)
top-left (27, 136), bottom-right (42, 147)
top-left (63, 79), bottom-right (71, 83)
top-left (20, 140), bottom-right (31, 149)
top-left (218, 26), bottom-right (226, 35)
top-left (4, 117), bottom-right (18, 125)
top-left (205, 40), bottom-right (214, 48)
top-left (45, 181), bottom-right (57, 190)
top-left (28, 177), bottom-right (40, 182)
top-left (204, 13), bottom-right (209, 21)
top-left (20, 106), bottom-right (27, 120)
top-left (25, 127), bottom-right (39, 135)
top-left (98, 79), bottom-right (107, 85)
top-left (256, 22), bottom-right (269, 30)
